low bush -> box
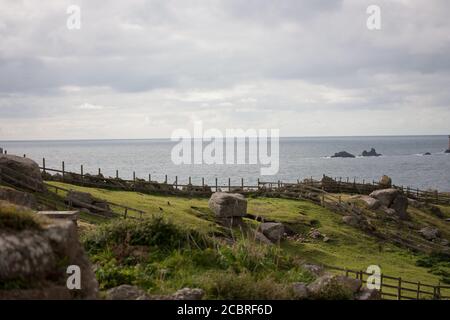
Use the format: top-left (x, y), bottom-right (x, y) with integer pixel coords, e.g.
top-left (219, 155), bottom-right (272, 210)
top-left (82, 215), bottom-right (211, 253)
top-left (0, 201), bottom-right (43, 231)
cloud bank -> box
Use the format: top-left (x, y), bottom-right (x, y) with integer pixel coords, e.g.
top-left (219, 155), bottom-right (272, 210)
top-left (0, 0), bottom-right (449, 139)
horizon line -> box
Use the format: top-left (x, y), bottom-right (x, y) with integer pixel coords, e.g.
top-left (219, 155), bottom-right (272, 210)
top-left (0, 134), bottom-right (449, 143)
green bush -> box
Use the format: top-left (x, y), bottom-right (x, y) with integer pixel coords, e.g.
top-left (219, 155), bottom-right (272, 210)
top-left (216, 239), bottom-right (294, 273)
top-left (95, 260), bottom-right (155, 290)
top-left (416, 251), bottom-right (450, 284)
top-left (82, 215), bottom-right (210, 253)
top-left (0, 202), bottom-right (43, 231)
top-left (203, 271), bottom-right (295, 300)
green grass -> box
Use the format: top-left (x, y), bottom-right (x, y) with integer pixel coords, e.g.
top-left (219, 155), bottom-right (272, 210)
top-left (0, 200), bottom-right (47, 231)
top-left (46, 181), bottom-right (450, 294)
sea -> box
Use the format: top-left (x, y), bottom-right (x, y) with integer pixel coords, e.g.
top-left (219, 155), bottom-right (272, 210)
top-left (1, 136), bottom-right (449, 191)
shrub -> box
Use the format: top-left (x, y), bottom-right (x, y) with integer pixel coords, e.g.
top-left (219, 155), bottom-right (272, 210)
top-left (0, 201), bottom-right (44, 231)
top-left (95, 260), bottom-right (155, 290)
top-left (82, 215), bottom-right (210, 253)
top-left (203, 271), bottom-right (295, 300)
top-left (216, 239), bottom-right (294, 273)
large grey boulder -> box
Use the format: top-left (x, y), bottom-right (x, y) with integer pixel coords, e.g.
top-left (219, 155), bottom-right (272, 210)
top-left (369, 188), bottom-right (400, 207)
top-left (106, 285), bottom-right (150, 300)
top-left (0, 155), bottom-right (44, 192)
top-left (260, 222), bottom-right (285, 242)
top-left (370, 188), bottom-right (409, 220)
top-left (0, 207), bottom-right (98, 299)
top-left (0, 187), bottom-right (38, 209)
top-left (0, 231), bottom-right (55, 280)
top-left (208, 192), bottom-right (247, 218)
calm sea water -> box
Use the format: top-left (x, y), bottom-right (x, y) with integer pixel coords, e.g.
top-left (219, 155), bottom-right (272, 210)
top-left (1, 136), bottom-right (449, 191)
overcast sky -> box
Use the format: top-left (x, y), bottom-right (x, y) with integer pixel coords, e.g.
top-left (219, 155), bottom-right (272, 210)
top-left (0, 0), bottom-right (449, 140)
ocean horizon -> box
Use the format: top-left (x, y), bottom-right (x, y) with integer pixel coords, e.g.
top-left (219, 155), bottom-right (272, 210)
top-left (1, 135), bottom-right (449, 191)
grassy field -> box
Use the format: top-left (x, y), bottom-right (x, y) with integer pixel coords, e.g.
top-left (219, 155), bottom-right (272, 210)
top-left (46, 181), bottom-right (449, 291)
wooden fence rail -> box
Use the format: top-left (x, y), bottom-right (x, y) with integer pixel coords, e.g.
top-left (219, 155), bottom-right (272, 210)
top-left (38, 160), bottom-right (450, 205)
top-left (324, 265), bottom-right (450, 300)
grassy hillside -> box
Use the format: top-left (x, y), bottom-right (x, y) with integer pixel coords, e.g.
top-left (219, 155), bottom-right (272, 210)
top-left (46, 181), bottom-right (450, 292)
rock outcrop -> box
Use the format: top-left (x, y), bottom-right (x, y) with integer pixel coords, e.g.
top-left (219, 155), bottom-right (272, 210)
top-left (66, 191), bottom-right (112, 216)
top-left (361, 148), bottom-right (381, 157)
top-left (331, 151), bottom-right (355, 158)
top-left (208, 193), bottom-right (247, 228)
top-left (369, 188), bottom-right (410, 220)
top-left (0, 203), bottom-right (98, 299)
top-left (0, 186), bottom-right (38, 209)
top-left (208, 192), bottom-right (247, 218)
top-left (0, 155), bottom-right (45, 192)
top-left (260, 222), bottom-right (285, 242)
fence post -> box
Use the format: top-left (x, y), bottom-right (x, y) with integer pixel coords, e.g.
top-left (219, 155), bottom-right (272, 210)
top-left (62, 161), bottom-right (65, 180)
top-left (202, 177), bottom-right (205, 187)
top-left (257, 178), bottom-right (260, 190)
top-left (215, 178), bottom-right (218, 192)
top-left (98, 168), bottom-right (101, 176)
top-left (149, 174), bottom-right (151, 182)
top-left (397, 277), bottom-right (402, 300)
top-left (42, 158), bottom-right (46, 173)
top-left (189, 176), bottom-right (191, 185)
top-left (81, 165), bottom-right (84, 183)
top-left (165, 175), bottom-right (167, 184)
top-left (228, 178), bottom-right (231, 192)
top-left (241, 178), bottom-right (244, 189)
top-left (133, 171), bottom-right (136, 182)
top-left (380, 274), bottom-right (384, 297)
top-left (417, 281), bottom-right (421, 300)
top-left (116, 170), bottom-right (119, 179)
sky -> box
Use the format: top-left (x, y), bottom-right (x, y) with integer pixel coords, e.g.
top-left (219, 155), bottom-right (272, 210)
top-left (0, 0), bottom-right (449, 140)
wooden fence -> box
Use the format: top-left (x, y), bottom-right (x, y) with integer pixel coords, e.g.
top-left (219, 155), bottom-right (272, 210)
top-left (0, 164), bottom-right (147, 220)
top-left (325, 265), bottom-right (450, 300)
top-left (38, 157), bottom-right (450, 205)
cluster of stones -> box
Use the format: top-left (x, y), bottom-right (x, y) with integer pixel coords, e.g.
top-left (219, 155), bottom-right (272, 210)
top-left (331, 148), bottom-right (382, 158)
